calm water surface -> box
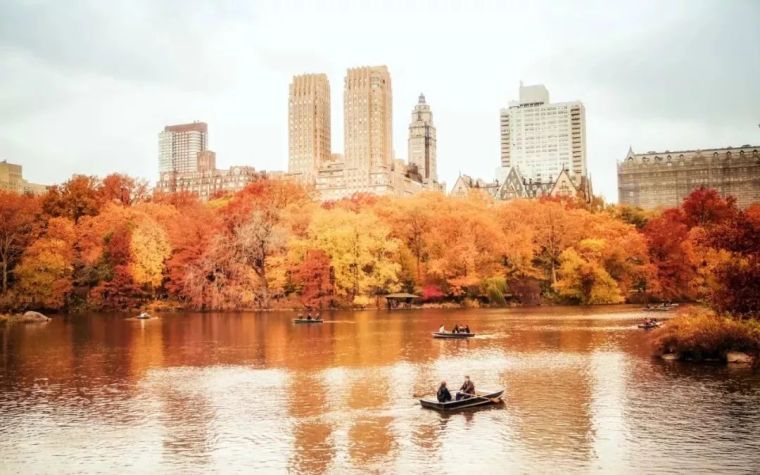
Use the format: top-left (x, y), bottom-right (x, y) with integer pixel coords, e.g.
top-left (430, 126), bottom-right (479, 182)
top-left (2, 306), bottom-right (759, 473)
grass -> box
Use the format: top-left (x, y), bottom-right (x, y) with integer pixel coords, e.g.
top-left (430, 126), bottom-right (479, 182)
top-left (651, 310), bottom-right (760, 362)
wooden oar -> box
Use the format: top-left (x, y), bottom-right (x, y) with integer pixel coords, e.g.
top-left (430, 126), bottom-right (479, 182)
top-left (459, 392), bottom-right (502, 404)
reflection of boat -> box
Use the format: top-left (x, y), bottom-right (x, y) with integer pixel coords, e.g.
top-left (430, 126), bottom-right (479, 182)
top-left (136, 312), bottom-right (151, 320)
top-left (420, 389), bottom-right (504, 412)
top-left (432, 332), bottom-right (475, 339)
top-left (638, 321), bottom-right (662, 330)
top-left (293, 318), bottom-right (323, 324)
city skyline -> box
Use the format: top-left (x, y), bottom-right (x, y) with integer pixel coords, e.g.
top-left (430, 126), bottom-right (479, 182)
top-left (1, 1), bottom-right (759, 202)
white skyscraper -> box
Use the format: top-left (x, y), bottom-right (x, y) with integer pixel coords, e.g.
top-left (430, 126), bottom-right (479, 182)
top-left (499, 83), bottom-right (586, 181)
top-left (407, 93), bottom-right (437, 183)
top-left (158, 122), bottom-right (208, 174)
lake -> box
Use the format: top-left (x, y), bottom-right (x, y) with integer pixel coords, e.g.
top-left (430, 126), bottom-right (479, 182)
top-left (1, 306), bottom-right (759, 473)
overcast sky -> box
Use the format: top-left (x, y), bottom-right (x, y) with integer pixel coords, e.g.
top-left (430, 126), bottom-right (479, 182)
top-left (1, 0), bottom-right (758, 202)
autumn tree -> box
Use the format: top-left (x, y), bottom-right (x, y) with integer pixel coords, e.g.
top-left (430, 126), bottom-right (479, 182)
top-left (300, 208), bottom-right (400, 304)
top-left (0, 191), bottom-right (41, 296)
top-left (554, 239), bottom-right (624, 304)
top-left (100, 173), bottom-right (148, 206)
top-left (43, 175), bottom-right (102, 223)
top-left (290, 249), bottom-right (333, 309)
top-left (14, 217), bottom-right (76, 309)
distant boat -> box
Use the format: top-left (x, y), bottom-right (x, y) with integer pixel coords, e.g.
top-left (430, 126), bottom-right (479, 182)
top-left (419, 389), bottom-right (504, 412)
top-left (293, 318), bottom-right (323, 324)
top-left (643, 304), bottom-right (676, 312)
top-left (638, 321), bottom-right (663, 330)
top-left (136, 312), bottom-right (151, 320)
top-left (432, 332), bottom-right (475, 339)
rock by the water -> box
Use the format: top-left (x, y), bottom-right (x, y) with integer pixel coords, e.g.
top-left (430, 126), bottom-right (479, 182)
top-left (661, 353), bottom-right (680, 361)
top-left (21, 311), bottom-right (51, 323)
top-left (726, 351), bottom-right (753, 364)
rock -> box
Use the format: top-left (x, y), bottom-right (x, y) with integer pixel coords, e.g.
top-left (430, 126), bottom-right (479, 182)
top-left (20, 311), bottom-right (51, 323)
top-left (726, 352), bottom-right (753, 364)
top-left (661, 353), bottom-right (680, 361)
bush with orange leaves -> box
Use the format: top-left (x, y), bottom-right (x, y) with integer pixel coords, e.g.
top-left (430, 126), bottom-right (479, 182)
top-left (651, 309), bottom-right (760, 361)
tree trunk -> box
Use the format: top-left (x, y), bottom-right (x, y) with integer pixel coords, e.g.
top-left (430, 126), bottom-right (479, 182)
top-left (1, 259), bottom-right (6, 294)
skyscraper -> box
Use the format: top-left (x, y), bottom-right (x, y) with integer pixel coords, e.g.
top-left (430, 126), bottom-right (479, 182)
top-left (158, 122), bottom-right (208, 173)
top-left (288, 74), bottom-right (331, 181)
top-left (344, 66), bottom-right (393, 170)
top-left (499, 83), bottom-right (586, 181)
top-left (408, 93), bottom-right (437, 183)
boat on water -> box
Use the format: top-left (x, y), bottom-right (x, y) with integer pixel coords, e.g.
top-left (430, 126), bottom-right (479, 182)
top-left (420, 389), bottom-right (504, 412)
top-left (432, 332), bottom-right (475, 339)
top-left (643, 304), bottom-right (677, 312)
top-left (638, 321), bottom-right (663, 330)
top-left (293, 318), bottom-right (323, 324)
top-left (136, 312), bottom-right (151, 320)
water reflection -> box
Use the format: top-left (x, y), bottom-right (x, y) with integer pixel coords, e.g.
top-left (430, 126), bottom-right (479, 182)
top-left (1, 306), bottom-right (760, 472)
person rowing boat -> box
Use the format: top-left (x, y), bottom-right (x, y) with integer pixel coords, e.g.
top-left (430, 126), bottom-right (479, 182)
top-left (456, 375), bottom-right (476, 400)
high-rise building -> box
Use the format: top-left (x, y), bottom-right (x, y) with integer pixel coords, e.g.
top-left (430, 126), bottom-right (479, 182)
top-left (408, 93), bottom-right (437, 183)
top-left (500, 83), bottom-right (586, 182)
top-left (288, 74), bottom-right (331, 182)
top-left (158, 122), bottom-right (208, 174)
top-left (344, 66), bottom-right (393, 170)
top-left (618, 145), bottom-right (760, 209)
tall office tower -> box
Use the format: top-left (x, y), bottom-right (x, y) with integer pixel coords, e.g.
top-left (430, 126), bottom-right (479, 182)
top-left (499, 83), bottom-right (586, 181)
top-left (344, 66), bottom-right (393, 170)
top-left (288, 74), bottom-right (332, 180)
top-left (407, 93), bottom-right (437, 183)
top-left (158, 122), bottom-right (208, 173)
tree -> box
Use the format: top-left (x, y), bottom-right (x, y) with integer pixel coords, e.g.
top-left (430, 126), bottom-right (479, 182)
top-left (291, 249), bottom-right (333, 309)
top-left (42, 175), bottom-right (102, 223)
top-left (643, 209), bottom-right (697, 300)
top-left (301, 208), bottom-right (400, 303)
top-left (13, 217), bottom-right (76, 309)
top-left (554, 240), bottom-right (623, 304)
top-left (130, 217), bottom-right (171, 295)
top-left (100, 173), bottom-right (148, 206)
top-left (0, 191), bottom-right (41, 295)
top-left (681, 186), bottom-right (736, 229)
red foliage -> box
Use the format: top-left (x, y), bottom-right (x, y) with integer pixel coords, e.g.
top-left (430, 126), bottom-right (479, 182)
top-left (291, 249), bottom-right (333, 309)
top-left (643, 209), bottom-right (696, 300)
top-left (681, 186), bottom-right (737, 228)
top-left (422, 284), bottom-right (445, 302)
top-left (0, 191), bottom-right (41, 295)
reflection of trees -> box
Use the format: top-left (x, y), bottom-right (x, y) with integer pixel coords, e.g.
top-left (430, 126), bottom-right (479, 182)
top-left (287, 372), bottom-right (334, 474)
top-left (157, 376), bottom-right (215, 466)
top-left (505, 366), bottom-right (593, 460)
top-left (349, 416), bottom-right (395, 467)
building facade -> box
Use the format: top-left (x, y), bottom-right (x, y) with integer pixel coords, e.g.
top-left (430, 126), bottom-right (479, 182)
top-left (0, 160), bottom-right (47, 194)
top-left (618, 145), bottom-right (760, 209)
top-left (288, 74), bottom-right (332, 182)
top-left (157, 166), bottom-right (265, 201)
top-left (451, 166), bottom-right (592, 203)
top-left (158, 122), bottom-right (208, 174)
top-left (408, 93), bottom-right (437, 183)
top-left (500, 83), bottom-right (586, 182)
top-left (343, 66), bottom-right (393, 170)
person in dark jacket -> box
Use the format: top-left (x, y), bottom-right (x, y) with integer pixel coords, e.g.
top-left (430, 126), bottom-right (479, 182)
top-left (437, 381), bottom-right (452, 402)
top-left (456, 376), bottom-right (476, 400)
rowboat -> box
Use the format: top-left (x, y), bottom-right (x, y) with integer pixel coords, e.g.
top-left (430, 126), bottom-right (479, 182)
top-left (432, 332), bottom-right (475, 339)
top-left (293, 318), bottom-right (323, 324)
top-left (638, 321), bottom-right (662, 330)
top-left (643, 305), bottom-right (675, 312)
top-left (420, 389), bottom-right (504, 412)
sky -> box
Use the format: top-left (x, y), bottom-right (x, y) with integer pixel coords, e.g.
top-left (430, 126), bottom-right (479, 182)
top-left (1, 0), bottom-right (759, 203)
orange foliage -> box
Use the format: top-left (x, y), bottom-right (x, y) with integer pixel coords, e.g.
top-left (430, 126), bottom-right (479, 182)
top-left (0, 176), bottom-right (757, 315)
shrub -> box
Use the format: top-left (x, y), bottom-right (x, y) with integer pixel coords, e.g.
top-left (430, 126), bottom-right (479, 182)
top-left (652, 310), bottom-right (760, 361)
